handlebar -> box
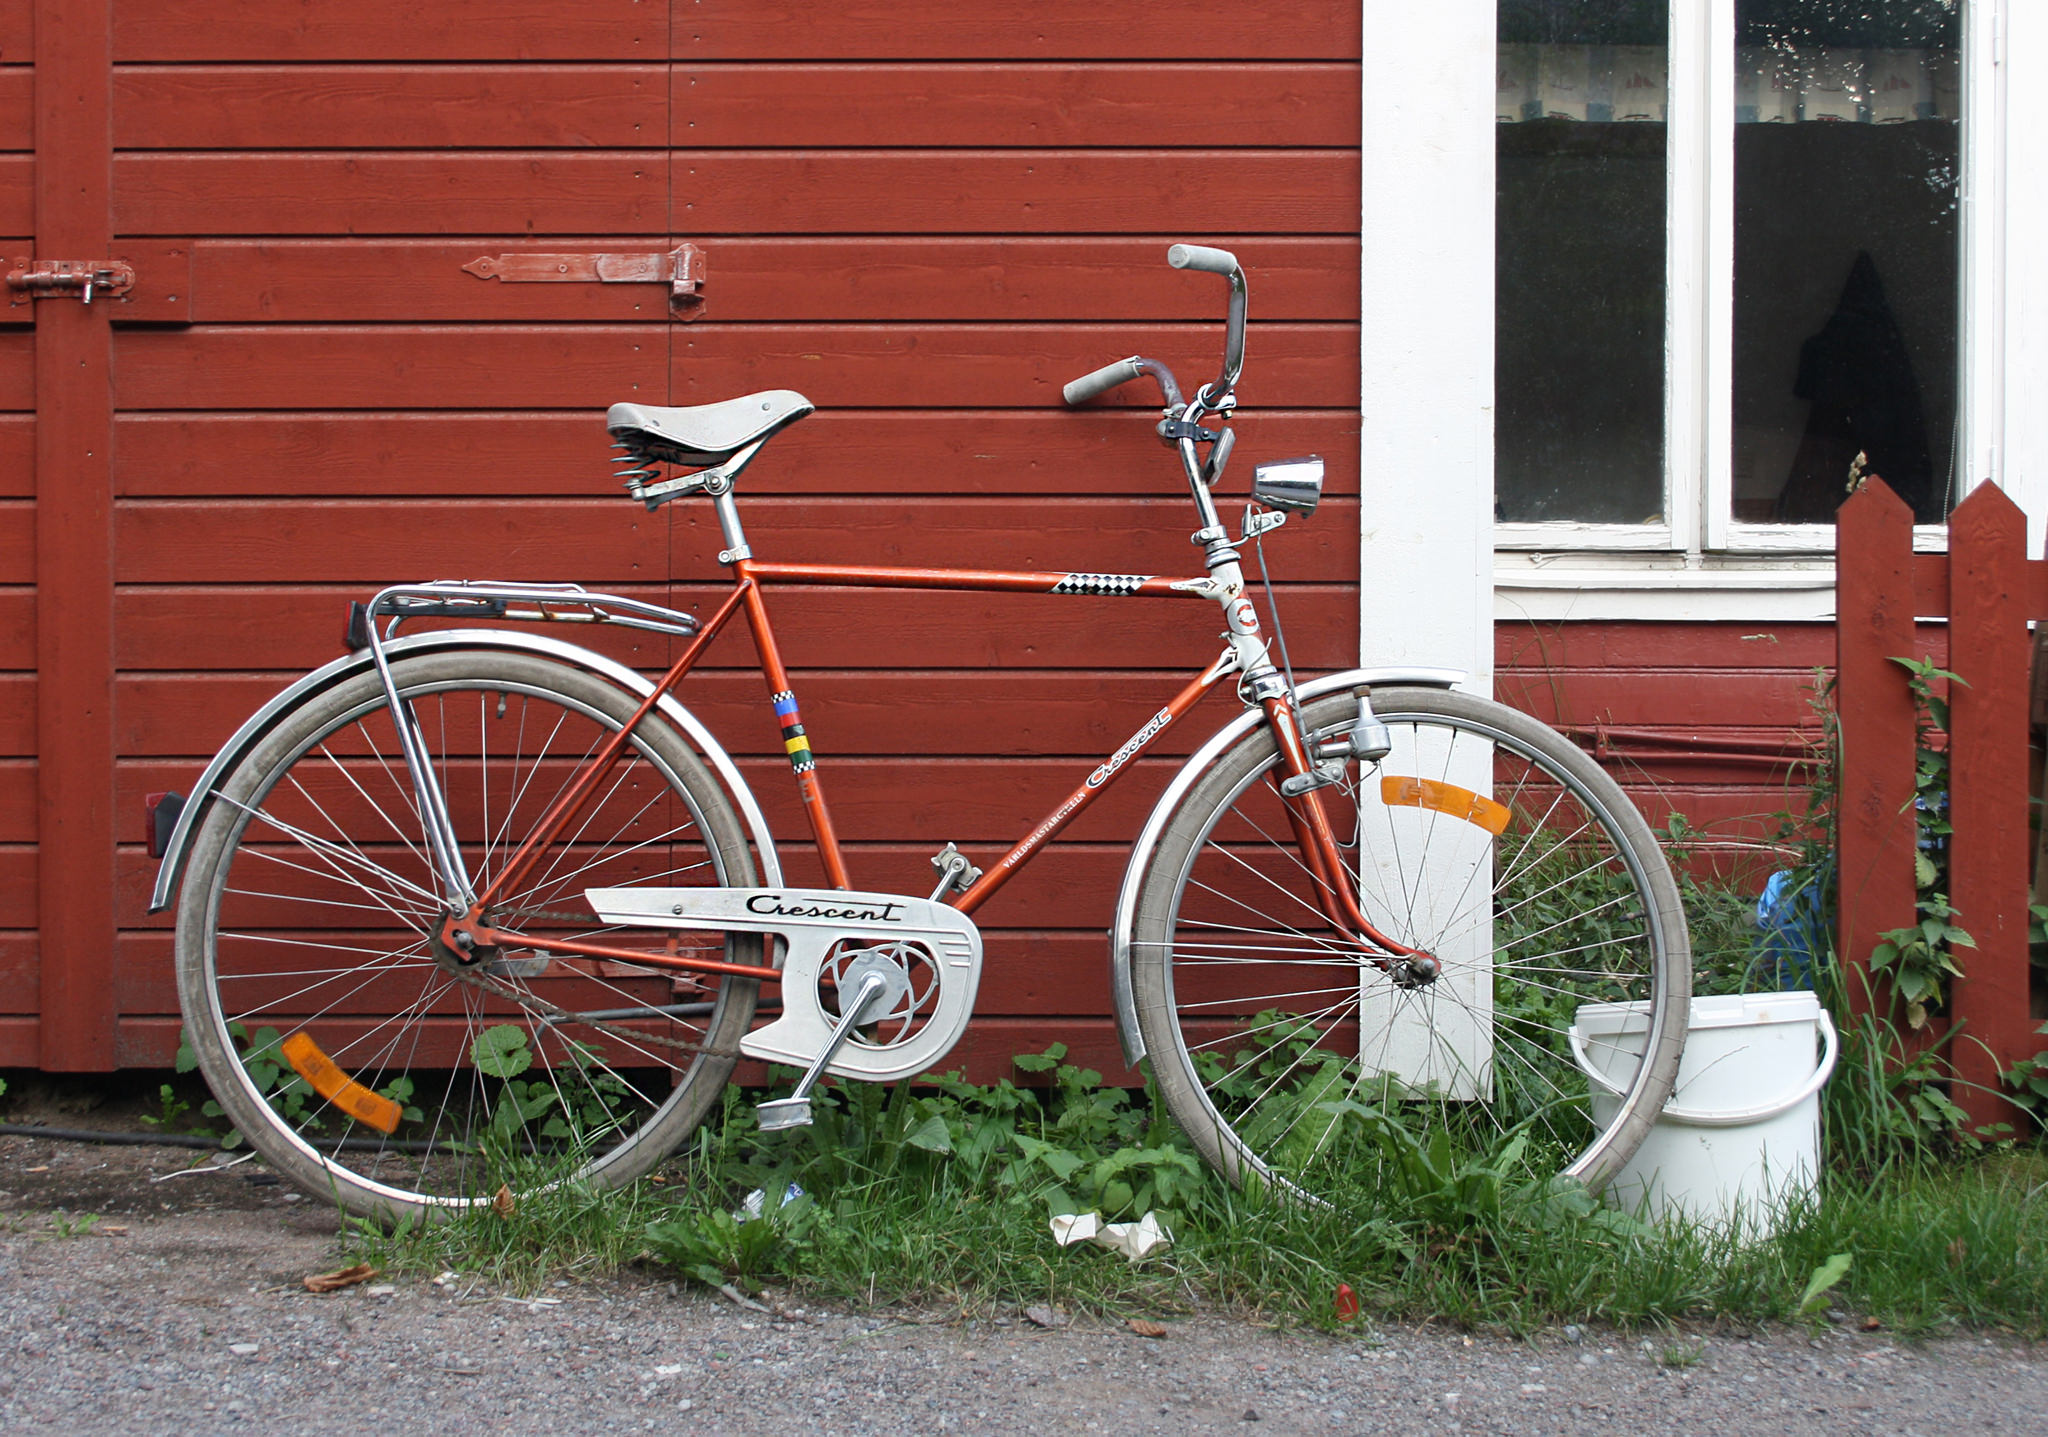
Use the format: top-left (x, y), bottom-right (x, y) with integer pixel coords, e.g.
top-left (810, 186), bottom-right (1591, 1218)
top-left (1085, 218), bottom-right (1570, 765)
top-left (1063, 243), bottom-right (1246, 410)
top-left (1062, 357), bottom-right (1144, 406)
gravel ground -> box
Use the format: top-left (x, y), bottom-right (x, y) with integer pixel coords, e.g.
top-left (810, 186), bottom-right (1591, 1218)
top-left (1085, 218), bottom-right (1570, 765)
top-left (5, 1126), bottom-right (2048, 1435)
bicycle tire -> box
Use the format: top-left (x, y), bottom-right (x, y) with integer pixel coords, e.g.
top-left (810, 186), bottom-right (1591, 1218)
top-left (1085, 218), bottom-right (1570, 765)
top-left (174, 650), bottom-right (761, 1224)
top-left (1130, 686), bottom-right (1689, 1201)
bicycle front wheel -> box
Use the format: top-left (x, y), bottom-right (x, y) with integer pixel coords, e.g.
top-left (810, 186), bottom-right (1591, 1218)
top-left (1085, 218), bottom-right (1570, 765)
top-left (174, 650), bottom-right (761, 1224)
top-left (1131, 686), bottom-right (1689, 1201)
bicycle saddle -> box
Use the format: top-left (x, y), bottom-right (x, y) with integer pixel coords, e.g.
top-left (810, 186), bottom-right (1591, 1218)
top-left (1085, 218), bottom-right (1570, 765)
top-left (607, 390), bottom-right (813, 465)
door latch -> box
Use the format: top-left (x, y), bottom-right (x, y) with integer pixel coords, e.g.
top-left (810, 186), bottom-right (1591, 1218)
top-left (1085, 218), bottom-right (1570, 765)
top-left (6, 259), bottom-right (137, 306)
top-left (461, 244), bottom-right (706, 317)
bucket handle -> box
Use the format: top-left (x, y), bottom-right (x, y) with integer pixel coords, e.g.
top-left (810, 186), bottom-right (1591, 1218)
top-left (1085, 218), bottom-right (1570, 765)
top-left (1570, 1009), bottom-right (1838, 1128)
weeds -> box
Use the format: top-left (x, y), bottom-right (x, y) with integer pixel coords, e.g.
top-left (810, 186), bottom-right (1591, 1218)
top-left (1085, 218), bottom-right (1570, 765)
top-left (335, 1044), bottom-right (2048, 1338)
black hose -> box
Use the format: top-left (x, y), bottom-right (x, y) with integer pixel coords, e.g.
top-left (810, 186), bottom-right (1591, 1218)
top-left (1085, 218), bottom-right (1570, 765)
top-left (0, 1123), bottom-right (225, 1150)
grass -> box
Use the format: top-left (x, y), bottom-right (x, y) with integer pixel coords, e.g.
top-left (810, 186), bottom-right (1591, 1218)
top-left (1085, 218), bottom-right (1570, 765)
top-left (313, 828), bottom-right (2048, 1337)
top-left (340, 1044), bottom-right (2048, 1339)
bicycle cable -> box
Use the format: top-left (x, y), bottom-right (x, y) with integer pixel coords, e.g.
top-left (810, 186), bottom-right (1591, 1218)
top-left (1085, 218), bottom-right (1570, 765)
top-left (1252, 521), bottom-right (1316, 758)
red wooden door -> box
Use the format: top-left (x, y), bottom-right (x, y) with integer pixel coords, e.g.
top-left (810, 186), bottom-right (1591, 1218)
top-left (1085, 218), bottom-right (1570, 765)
top-left (12, 0), bottom-right (1363, 1076)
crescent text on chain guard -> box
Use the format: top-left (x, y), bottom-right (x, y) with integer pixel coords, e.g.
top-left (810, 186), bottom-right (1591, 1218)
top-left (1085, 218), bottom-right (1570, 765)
top-left (583, 886), bottom-right (983, 1082)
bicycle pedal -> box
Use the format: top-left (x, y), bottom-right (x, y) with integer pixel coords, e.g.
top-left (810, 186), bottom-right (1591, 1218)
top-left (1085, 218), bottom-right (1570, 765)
top-left (755, 1097), bottom-right (813, 1131)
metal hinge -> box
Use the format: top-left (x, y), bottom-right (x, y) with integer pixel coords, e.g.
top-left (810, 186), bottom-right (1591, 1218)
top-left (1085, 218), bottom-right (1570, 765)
top-left (462, 244), bottom-right (706, 317)
top-left (6, 259), bottom-right (137, 306)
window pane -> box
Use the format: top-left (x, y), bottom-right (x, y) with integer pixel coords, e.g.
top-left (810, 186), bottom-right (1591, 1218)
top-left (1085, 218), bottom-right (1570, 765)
top-left (1732, 0), bottom-right (1960, 525)
top-left (1495, 1), bottom-right (1670, 525)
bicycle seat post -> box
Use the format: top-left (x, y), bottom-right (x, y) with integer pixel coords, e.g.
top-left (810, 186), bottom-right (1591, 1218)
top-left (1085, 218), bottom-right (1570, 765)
top-left (708, 481), bottom-right (751, 565)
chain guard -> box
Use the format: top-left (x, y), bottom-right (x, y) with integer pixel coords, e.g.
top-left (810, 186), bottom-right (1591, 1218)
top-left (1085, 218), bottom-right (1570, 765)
top-left (584, 886), bottom-right (983, 1082)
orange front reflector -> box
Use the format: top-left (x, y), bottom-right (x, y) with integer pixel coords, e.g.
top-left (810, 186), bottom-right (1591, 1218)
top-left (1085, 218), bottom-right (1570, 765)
top-left (1380, 776), bottom-right (1512, 835)
top-left (279, 1032), bottom-right (403, 1135)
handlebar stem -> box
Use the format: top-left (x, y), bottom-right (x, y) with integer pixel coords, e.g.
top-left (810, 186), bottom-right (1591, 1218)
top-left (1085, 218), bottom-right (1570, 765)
top-left (1197, 266), bottom-right (1247, 407)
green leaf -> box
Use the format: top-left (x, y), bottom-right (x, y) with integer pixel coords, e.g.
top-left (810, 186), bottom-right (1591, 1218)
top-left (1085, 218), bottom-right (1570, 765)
top-left (1798, 1252), bottom-right (1853, 1316)
top-left (471, 1023), bottom-right (533, 1079)
top-left (1012, 1043), bottom-right (1066, 1073)
top-left (1013, 1133), bottom-right (1085, 1181)
top-left (904, 1113), bottom-right (954, 1154)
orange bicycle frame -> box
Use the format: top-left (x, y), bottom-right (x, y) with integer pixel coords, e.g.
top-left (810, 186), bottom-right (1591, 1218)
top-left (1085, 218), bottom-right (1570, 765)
top-left (453, 558), bottom-right (1411, 980)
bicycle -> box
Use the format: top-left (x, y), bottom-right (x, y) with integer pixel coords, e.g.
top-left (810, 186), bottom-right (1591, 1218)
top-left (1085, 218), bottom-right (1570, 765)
top-left (149, 244), bottom-right (1690, 1225)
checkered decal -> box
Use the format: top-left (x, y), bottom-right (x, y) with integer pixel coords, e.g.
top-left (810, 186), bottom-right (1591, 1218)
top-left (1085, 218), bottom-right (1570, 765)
top-left (1051, 572), bottom-right (1152, 596)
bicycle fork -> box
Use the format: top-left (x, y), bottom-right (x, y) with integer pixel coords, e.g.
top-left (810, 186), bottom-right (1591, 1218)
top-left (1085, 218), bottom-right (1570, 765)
top-left (1263, 690), bottom-right (1443, 988)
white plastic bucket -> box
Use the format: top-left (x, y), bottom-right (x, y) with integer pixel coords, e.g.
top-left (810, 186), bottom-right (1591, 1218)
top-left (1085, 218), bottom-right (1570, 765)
top-left (1570, 991), bottom-right (1838, 1235)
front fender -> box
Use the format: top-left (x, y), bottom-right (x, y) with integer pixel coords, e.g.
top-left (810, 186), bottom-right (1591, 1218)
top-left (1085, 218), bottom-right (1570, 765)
top-left (148, 630), bottom-right (779, 912)
top-left (1106, 666), bottom-right (1465, 1069)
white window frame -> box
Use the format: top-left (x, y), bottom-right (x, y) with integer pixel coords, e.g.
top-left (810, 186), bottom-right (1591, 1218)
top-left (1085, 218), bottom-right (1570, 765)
top-left (1482, 0), bottom-right (2047, 622)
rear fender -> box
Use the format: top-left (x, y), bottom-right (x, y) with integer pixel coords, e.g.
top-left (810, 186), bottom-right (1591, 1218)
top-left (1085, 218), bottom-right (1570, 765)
top-left (147, 629), bottom-right (779, 912)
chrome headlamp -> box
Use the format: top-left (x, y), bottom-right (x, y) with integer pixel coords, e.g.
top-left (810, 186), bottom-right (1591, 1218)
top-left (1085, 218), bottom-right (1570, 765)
top-left (1251, 456), bottom-right (1324, 516)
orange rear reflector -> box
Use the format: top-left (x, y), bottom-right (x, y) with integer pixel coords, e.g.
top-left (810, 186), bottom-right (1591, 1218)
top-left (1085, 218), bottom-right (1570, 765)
top-left (280, 1032), bottom-right (403, 1135)
top-left (1379, 776), bottom-right (1512, 835)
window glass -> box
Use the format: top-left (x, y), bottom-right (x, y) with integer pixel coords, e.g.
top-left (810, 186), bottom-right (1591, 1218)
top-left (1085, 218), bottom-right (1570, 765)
top-left (1731, 0), bottom-right (1960, 524)
top-left (1495, 0), bottom-right (1671, 524)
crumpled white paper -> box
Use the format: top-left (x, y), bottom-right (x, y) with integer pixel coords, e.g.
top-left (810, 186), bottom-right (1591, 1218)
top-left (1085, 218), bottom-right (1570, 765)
top-left (1049, 1210), bottom-right (1172, 1262)
top-left (733, 1182), bottom-right (805, 1222)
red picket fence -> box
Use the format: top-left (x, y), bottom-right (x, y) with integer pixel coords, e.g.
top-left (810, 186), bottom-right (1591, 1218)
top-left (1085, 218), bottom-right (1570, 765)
top-left (1836, 479), bottom-right (2044, 1131)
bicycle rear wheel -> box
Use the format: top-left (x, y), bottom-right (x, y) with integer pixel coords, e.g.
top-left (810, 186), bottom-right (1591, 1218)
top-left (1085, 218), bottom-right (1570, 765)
top-left (1131, 686), bottom-right (1689, 1202)
top-left (174, 650), bottom-right (760, 1224)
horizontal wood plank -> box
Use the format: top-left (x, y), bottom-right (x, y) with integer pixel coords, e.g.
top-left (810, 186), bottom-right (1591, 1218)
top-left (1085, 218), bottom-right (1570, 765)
top-left (0, 758), bottom-right (25, 837)
top-left (115, 65), bottom-right (666, 149)
top-left (112, 152), bottom-right (1354, 236)
top-left (117, 841), bottom-right (1181, 934)
top-left (677, 1), bottom-right (1360, 61)
top-left (163, 238), bottom-right (1362, 323)
top-left (0, 1016), bottom-right (32, 1064)
top-left (671, 64), bottom-right (1357, 147)
top-left (0, 848), bottom-right (30, 926)
top-left (0, 591), bottom-right (28, 667)
top-left (1496, 621), bottom-right (1837, 670)
top-left (111, 324), bottom-right (1359, 410)
top-left (114, 327), bottom-right (666, 409)
top-left (0, 66), bottom-right (28, 150)
top-left (111, 929), bottom-right (1121, 1017)
top-left (672, 151), bottom-right (1358, 234)
top-left (0, 5), bottom-right (27, 62)
top-left (0, 934), bottom-right (30, 1013)
top-left (113, 0), bottom-right (662, 62)
top-left (116, 497), bottom-right (1361, 583)
top-left (100, 1014), bottom-right (1139, 1082)
top-left (0, 413), bottom-right (28, 494)
top-left (0, 154), bottom-right (28, 233)
top-left (112, 410), bottom-right (1362, 498)
top-left (111, 585), bottom-right (1359, 672)
top-left (0, 498), bottom-right (26, 579)
top-left (116, 753), bottom-right (1187, 845)
top-left (0, 325), bottom-right (31, 407)
top-left (1503, 668), bottom-right (1834, 729)
top-left (114, 153), bottom-right (666, 236)
top-left (0, 674), bottom-right (27, 750)
top-left (111, 64), bottom-right (1356, 150)
top-left (116, 670), bottom-right (1307, 760)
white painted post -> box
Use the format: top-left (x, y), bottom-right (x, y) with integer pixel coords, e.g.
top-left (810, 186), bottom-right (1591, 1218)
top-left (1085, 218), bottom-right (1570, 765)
top-left (1358, 4), bottom-right (1497, 1090)
top-left (1359, 2), bottom-right (1495, 689)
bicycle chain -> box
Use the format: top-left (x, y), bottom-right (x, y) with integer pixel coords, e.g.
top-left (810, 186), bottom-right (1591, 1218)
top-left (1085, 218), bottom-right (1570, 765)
top-left (435, 905), bottom-right (751, 1061)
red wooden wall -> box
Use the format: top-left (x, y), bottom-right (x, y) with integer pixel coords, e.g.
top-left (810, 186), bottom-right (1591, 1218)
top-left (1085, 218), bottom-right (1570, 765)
top-left (1497, 621), bottom-right (1829, 871)
top-left (5, 0), bottom-right (1367, 1075)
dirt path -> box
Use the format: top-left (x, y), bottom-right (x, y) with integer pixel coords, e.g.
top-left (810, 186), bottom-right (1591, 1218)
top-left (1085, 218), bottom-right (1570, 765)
top-left (5, 1128), bottom-right (2048, 1436)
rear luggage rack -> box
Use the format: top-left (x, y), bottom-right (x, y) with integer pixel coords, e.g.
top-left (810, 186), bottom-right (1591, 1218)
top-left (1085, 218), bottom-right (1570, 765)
top-left (345, 580), bottom-right (699, 652)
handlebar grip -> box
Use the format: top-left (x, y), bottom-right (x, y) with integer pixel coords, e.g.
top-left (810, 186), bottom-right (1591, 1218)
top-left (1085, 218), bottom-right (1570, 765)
top-left (1062, 356), bottom-right (1144, 406)
top-left (1167, 243), bottom-right (1239, 275)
